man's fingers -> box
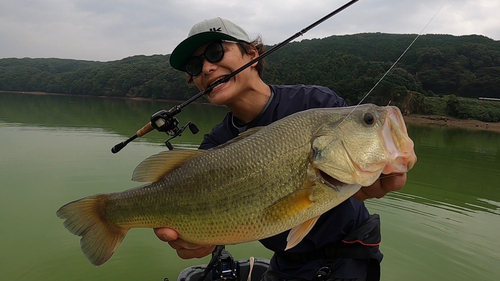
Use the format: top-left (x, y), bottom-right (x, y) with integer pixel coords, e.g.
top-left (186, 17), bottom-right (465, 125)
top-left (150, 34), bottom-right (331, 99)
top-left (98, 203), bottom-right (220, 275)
top-left (154, 228), bottom-right (179, 242)
top-left (380, 173), bottom-right (406, 193)
top-left (153, 227), bottom-right (216, 259)
top-left (352, 173), bottom-right (407, 201)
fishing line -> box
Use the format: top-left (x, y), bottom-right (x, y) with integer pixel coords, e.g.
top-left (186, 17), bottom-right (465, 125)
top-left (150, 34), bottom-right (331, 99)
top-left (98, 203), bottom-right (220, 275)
top-left (356, 5), bottom-right (443, 107)
top-left (336, 5), bottom-right (443, 126)
top-left (319, 6), bottom-right (442, 186)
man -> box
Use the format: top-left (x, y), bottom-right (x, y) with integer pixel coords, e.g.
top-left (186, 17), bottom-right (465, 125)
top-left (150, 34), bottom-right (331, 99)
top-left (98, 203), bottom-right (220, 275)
top-left (155, 17), bottom-right (407, 281)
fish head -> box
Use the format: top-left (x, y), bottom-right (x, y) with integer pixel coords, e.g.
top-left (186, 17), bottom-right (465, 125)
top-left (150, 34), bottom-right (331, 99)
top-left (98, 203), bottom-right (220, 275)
top-left (311, 104), bottom-right (417, 189)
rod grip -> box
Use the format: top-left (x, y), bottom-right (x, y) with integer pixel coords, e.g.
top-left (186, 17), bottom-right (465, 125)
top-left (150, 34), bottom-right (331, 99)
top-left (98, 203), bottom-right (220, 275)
top-left (136, 122), bottom-right (154, 137)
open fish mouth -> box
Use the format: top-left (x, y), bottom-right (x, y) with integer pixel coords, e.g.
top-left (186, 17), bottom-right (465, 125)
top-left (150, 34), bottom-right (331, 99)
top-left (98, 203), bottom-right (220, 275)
top-left (381, 107), bottom-right (417, 174)
top-left (318, 169), bottom-right (348, 191)
top-left (311, 106), bottom-right (417, 190)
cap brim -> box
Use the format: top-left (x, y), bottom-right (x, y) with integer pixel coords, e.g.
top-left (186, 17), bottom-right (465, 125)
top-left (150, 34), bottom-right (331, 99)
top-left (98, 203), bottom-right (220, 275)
top-left (170, 32), bottom-right (239, 71)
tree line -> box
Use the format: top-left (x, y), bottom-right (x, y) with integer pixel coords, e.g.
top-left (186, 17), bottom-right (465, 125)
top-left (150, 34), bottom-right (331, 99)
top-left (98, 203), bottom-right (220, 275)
top-left (1, 33), bottom-right (499, 120)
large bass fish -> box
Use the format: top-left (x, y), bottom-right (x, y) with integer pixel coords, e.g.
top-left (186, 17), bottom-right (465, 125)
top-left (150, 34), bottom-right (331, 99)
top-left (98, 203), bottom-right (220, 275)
top-left (57, 104), bottom-right (417, 266)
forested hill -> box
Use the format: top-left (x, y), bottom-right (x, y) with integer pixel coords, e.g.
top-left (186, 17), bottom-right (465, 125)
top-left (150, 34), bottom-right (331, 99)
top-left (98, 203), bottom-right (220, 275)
top-left (1, 33), bottom-right (499, 108)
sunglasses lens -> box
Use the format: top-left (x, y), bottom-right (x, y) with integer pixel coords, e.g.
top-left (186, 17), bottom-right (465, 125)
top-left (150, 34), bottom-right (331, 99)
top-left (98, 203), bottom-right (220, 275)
top-left (184, 41), bottom-right (225, 76)
top-left (185, 57), bottom-right (202, 76)
top-left (205, 42), bottom-right (224, 63)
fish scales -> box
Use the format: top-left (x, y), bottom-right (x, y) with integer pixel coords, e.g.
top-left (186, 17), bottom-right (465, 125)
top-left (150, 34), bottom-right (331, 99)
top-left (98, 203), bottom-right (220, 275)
top-left (105, 110), bottom-right (332, 243)
top-left (57, 104), bottom-right (417, 266)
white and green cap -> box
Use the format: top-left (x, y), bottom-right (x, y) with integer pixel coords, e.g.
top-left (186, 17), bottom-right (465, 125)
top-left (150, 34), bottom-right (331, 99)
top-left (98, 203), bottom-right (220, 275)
top-left (169, 17), bottom-right (251, 71)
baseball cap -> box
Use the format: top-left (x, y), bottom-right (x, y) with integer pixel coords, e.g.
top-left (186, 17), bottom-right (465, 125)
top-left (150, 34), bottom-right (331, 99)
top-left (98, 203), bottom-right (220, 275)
top-left (169, 17), bottom-right (251, 71)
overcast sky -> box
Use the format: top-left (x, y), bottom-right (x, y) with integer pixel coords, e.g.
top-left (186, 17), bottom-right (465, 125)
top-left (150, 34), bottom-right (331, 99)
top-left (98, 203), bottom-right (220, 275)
top-left (1, 0), bottom-right (499, 62)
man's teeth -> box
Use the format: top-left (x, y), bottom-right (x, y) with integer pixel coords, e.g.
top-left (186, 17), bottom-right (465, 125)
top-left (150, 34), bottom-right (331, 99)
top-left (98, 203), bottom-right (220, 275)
top-left (210, 77), bottom-right (227, 89)
top-left (213, 83), bottom-right (224, 89)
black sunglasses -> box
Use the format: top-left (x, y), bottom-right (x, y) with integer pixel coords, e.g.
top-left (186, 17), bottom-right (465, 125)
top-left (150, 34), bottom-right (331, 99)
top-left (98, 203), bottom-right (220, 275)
top-left (184, 41), bottom-right (230, 77)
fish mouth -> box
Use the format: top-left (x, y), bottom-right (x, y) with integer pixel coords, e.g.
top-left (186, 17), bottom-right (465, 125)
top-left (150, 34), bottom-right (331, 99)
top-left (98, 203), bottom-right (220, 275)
top-left (318, 169), bottom-right (347, 191)
top-left (381, 108), bottom-right (418, 174)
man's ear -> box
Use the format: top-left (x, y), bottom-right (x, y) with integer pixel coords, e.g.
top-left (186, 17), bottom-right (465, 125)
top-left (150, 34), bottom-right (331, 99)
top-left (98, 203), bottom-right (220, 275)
top-left (248, 46), bottom-right (259, 67)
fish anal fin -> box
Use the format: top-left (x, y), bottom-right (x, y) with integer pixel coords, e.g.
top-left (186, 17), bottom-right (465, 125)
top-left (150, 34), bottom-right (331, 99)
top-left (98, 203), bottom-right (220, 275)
top-left (56, 194), bottom-right (129, 266)
top-left (285, 216), bottom-right (320, 250)
top-left (132, 149), bottom-right (207, 182)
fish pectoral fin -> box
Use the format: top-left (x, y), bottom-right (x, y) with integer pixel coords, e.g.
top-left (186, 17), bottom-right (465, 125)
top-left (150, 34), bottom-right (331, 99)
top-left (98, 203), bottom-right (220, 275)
top-left (263, 188), bottom-right (314, 223)
top-left (132, 149), bottom-right (207, 182)
top-left (263, 186), bottom-right (318, 251)
top-left (285, 216), bottom-right (320, 250)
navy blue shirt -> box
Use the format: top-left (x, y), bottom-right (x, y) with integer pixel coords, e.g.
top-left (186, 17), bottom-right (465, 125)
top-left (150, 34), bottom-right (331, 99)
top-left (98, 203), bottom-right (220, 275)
top-left (199, 84), bottom-right (380, 280)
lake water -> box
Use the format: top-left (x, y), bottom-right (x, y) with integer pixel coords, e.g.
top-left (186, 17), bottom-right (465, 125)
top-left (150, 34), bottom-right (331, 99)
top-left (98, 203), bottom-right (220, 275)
top-left (1, 92), bottom-right (499, 281)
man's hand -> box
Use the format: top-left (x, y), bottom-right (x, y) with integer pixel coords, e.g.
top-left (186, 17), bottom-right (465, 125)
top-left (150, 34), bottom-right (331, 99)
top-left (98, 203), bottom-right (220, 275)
top-left (352, 173), bottom-right (407, 201)
top-left (154, 228), bottom-right (215, 259)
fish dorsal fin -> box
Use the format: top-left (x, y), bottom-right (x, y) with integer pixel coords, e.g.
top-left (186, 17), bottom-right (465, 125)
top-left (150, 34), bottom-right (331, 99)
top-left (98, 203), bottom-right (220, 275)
top-left (211, 127), bottom-right (263, 150)
top-left (285, 216), bottom-right (320, 250)
top-left (132, 149), bottom-right (207, 182)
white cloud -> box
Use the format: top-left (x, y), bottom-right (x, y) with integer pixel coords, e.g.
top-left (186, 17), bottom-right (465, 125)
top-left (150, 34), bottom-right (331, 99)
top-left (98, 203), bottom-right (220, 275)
top-left (0, 0), bottom-right (498, 61)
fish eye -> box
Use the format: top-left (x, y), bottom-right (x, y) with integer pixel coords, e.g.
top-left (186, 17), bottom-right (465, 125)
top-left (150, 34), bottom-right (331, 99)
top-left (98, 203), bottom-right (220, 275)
top-left (363, 112), bottom-right (376, 125)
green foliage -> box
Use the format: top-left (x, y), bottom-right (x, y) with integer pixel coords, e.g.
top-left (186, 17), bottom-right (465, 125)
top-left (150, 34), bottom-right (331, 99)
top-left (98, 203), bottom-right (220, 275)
top-left (1, 33), bottom-right (500, 113)
top-left (416, 96), bottom-right (448, 116)
top-left (445, 95), bottom-right (500, 122)
top-left (0, 56), bottom-right (199, 100)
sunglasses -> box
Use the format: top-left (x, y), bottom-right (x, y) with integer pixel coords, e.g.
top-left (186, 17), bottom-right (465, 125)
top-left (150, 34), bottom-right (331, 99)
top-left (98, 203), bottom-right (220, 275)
top-left (184, 40), bottom-right (238, 77)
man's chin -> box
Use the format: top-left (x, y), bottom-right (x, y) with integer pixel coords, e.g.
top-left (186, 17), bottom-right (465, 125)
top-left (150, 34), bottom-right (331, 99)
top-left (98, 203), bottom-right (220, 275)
top-left (206, 85), bottom-right (232, 104)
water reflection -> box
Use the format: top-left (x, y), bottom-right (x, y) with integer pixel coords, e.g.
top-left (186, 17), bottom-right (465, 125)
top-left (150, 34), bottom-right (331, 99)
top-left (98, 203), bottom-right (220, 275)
top-left (370, 123), bottom-right (500, 280)
top-left (405, 124), bottom-right (500, 214)
top-left (0, 92), bottom-right (228, 148)
top-left (367, 193), bottom-right (500, 281)
top-left (1, 92), bottom-right (499, 281)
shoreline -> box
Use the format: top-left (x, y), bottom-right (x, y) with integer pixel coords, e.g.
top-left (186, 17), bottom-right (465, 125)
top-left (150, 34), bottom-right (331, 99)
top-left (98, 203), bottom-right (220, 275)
top-left (404, 115), bottom-right (500, 133)
top-left (0, 90), bottom-right (194, 104)
top-left (2, 90), bottom-right (500, 133)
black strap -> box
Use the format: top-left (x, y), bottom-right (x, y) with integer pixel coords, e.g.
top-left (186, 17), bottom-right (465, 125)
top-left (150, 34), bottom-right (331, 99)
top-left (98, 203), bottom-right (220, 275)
top-left (276, 214), bottom-right (382, 263)
top-left (276, 241), bottom-right (379, 263)
top-left (275, 214), bottom-right (382, 281)
top-left (276, 245), bottom-right (380, 281)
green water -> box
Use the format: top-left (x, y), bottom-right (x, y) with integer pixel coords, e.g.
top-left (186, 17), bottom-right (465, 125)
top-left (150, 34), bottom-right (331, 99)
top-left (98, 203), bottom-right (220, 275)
top-left (1, 93), bottom-right (499, 281)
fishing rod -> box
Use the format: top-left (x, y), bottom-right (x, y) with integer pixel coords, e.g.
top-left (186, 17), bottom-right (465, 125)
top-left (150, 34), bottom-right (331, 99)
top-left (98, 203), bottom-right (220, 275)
top-left (111, 0), bottom-right (360, 153)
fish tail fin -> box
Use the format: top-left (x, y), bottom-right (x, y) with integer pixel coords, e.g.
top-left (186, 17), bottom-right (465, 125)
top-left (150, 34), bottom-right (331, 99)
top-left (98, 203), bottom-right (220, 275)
top-left (56, 194), bottom-right (128, 266)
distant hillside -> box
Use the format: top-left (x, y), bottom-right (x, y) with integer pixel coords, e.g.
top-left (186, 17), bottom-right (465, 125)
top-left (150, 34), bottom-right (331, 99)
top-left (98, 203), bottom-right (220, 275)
top-left (1, 33), bottom-right (499, 109)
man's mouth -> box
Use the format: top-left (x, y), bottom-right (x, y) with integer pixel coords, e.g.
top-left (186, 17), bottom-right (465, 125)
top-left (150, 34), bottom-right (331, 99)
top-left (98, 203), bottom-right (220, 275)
top-left (208, 76), bottom-right (228, 90)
